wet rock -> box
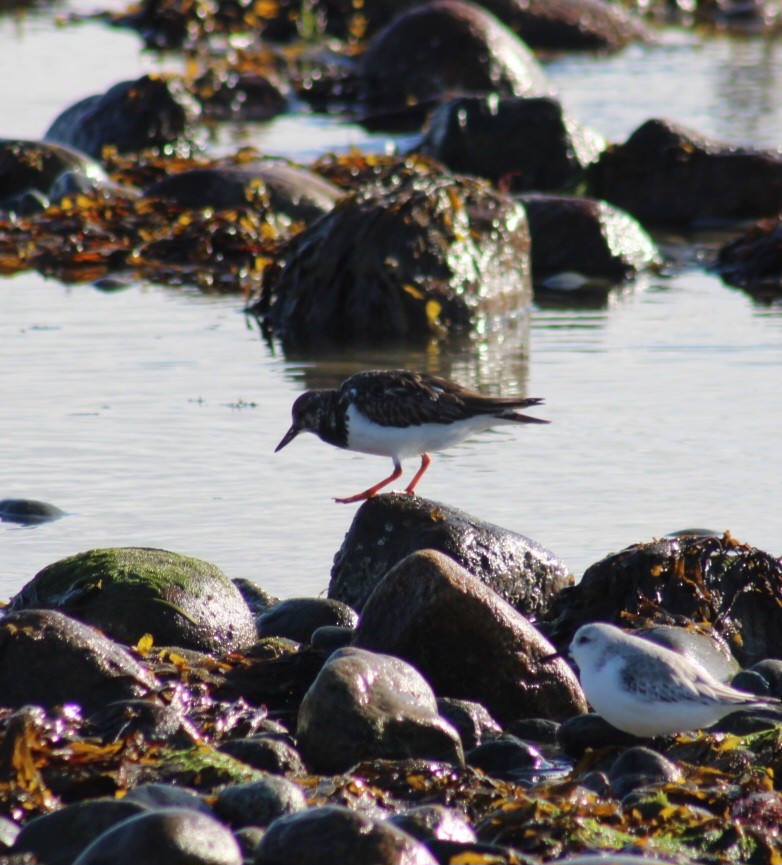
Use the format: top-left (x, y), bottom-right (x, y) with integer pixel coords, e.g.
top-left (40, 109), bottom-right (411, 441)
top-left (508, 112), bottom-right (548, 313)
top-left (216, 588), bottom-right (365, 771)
top-left (71, 807), bottom-right (243, 865)
top-left (545, 533), bottom-right (782, 666)
top-left (311, 625), bottom-right (355, 651)
top-left (87, 698), bottom-right (198, 745)
top-left (257, 597), bottom-right (358, 644)
top-left (0, 497), bottom-right (65, 524)
top-left (587, 118), bottom-right (782, 226)
top-left (358, 0), bottom-right (553, 110)
top-left (254, 804), bottom-right (439, 865)
top-left (716, 216), bottom-right (782, 302)
top-left (10, 546), bottom-right (258, 653)
top-left (731, 669), bottom-right (772, 697)
top-left (296, 646), bottom-right (464, 773)
top-left (13, 799), bottom-right (148, 865)
top-left (214, 777), bottom-right (307, 829)
top-left (712, 708), bottom-right (782, 735)
top-left (389, 804), bottom-right (477, 844)
top-left (749, 659), bottom-right (782, 698)
top-left (253, 162), bottom-right (532, 341)
top-left (608, 746), bottom-right (683, 800)
top-left (0, 815), bottom-right (19, 851)
top-left (557, 713), bottom-right (647, 758)
top-left (123, 783), bottom-right (211, 813)
top-left (45, 75), bottom-right (202, 159)
top-left (194, 69), bottom-right (288, 122)
top-left (417, 96), bottom-right (604, 192)
top-left (234, 579), bottom-right (279, 616)
top-left (218, 736), bottom-right (306, 774)
top-left (636, 624), bottom-right (739, 683)
top-left (143, 162), bottom-right (341, 225)
top-left (466, 734), bottom-right (544, 780)
top-left (236, 827), bottom-right (265, 858)
top-left (330, 494), bottom-right (571, 617)
top-left (436, 697), bottom-right (503, 750)
top-left (505, 717), bottom-right (560, 744)
top-left (0, 609), bottom-right (158, 712)
top-left (518, 193), bottom-right (660, 291)
top-left (353, 549), bottom-right (587, 724)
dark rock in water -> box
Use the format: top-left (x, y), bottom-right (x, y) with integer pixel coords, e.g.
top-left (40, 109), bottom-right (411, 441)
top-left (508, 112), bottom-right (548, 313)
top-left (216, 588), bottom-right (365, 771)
top-left (13, 798), bottom-right (148, 865)
top-left (389, 805), bottom-right (476, 843)
top-left (607, 746), bottom-right (683, 800)
top-left (587, 118), bottom-right (782, 226)
top-left (716, 216), bottom-right (782, 302)
top-left (255, 804), bottom-right (439, 865)
top-left (466, 735), bottom-right (544, 781)
top-left (214, 777), bottom-right (307, 829)
top-left (436, 697), bottom-right (503, 750)
top-left (87, 698), bottom-right (198, 746)
top-left (330, 494), bottom-right (571, 618)
top-left (0, 497), bottom-right (65, 525)
top-left (0, 609), bottom-right (159, 712)
top-left (71, 808), bottom-right (243, 865)
top-left (353, 549), bottom-right (587, 723)
top-left (296, 646), bottom-right (464, 773)
top-left (257, 597), bottom-right (358, 644)
top-left (143, 162), bottom-right (341, 225)
top-left (557, 712), bottom-right (646, 758)
top-left (519, 193), bottom-right (660, 291)
top-left (358, 0), bottom-right (553, 110)
top-left (417, 96), bottom-right (604, 192)
top-left (252, 162), bottom-right (532, 341)
top-left (218, 736), bottom-right (306, 774)
top-left (45, 74), bottom-right (202, 159)
top-left (545, 532), bottom-right (782, 666)
top-left (9, 547), bottom-right (257, 653)
top-left (123, 783), bottom-right (211, 813)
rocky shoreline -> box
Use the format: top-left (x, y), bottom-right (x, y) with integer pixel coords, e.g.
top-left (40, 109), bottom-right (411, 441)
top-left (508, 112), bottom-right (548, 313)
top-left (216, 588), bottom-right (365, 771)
top-left (1, 493), bottom-right (781, 864)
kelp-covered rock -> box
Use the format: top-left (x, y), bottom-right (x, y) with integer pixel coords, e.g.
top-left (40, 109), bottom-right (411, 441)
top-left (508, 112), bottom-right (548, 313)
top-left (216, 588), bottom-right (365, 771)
top-left (143, 162), bottom-right (341, 225)
top-left (257, 597), bottom-right (358, 643)
top-left (329, 494), bottom-right (570, 617)
top-left (296, 646), bottom-right (464, 773)
top-left (358, 0), bottom-right (553, 110)
top-left (194, 68), bottom-right (289, 122)
top-left (255, 804), bottom-right (440, 865)
top-left (587, 118), bottom-right (782, 226)
top-left (519, 193), bottom-right (660, 290)
top-left (9, 547), bottom-right (257, 653)
top-left (87, 698), bottom-right (199, 746)
top-left (0, 609), bottom-right (159, 712)
top-left (253, 162), bottom-right (532, 341)
top-left (545, 532), bottom-right (782, 666)
top-left (416, 96), bottom-right (604, 193)
top-left (0, 139), bottom-right (114, 216)
top-left (0, 497), bottom-right (65, 525)
top-left (45, 75), bottom-right (202, 159)
top-left (716, 215), bottom-right (782, 302)
top-left (353, 549), bottom-right (588, 723)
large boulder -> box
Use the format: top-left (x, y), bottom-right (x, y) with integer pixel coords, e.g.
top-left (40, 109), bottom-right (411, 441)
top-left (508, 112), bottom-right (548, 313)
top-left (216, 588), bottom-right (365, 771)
top-left (9, 547), bottom-right (258, 653)
top-left (296, 646), bottom-right (464, 773)
top-left (329, 494), bottom-right (571, 617)
top-left (352, 549), bottom-right (587, 723)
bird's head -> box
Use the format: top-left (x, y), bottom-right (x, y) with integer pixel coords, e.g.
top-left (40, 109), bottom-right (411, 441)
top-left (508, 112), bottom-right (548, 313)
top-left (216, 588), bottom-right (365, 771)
top-left (568, 622), bottom-right (617, 668)
top-left (275, 390), bottom-right (327, 452)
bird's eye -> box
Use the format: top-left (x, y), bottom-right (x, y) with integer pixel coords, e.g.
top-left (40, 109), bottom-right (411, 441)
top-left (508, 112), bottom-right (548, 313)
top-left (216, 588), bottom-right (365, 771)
top-left (576, 634), bottom-right (590, 645)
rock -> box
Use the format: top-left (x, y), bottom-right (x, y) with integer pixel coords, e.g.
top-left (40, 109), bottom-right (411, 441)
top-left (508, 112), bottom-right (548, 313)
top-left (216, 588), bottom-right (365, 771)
top-left (518, 193), bottom-right (660, 291)
top-left (143, 162), bottom-right (341, 225)
top-left (417, 96), bottom-right (604, 192)
top-left (0, 496), bottom-right (65, 524)
top-left (218, 736), bottom-right (306, 774)
top-left (358, 0), bottom-right (553, 110)
top-left (45, 74), bottom-right (202, 159)
top-left (353, 549), bottom-right (587, 724)
top-left (254, 804), bottom-right (439, 865)
top-left (310, 625), bottom-right (355, 651)
top-left (0, 815), bottom-right (19, 851)
top-left (636, 624), bottom-right (739, 682)
top-left (330, 494), bottom-right (571, 617)
top-left (296, 646), bottom-right (464, 773)
top-left (71, 808), bottom-right (243, 865)
top-left (749, 659), bottom-right (782, 698)
top-left (731, 670), bottom-right (772, 697)
top-left (716, 216), bottom-right (782, 302)
top-left (233, 579), bottom-right (279, 616)
top-left (87, 698), bottom-right (199, 745)
top-left (9, 547), bottom-right (258, 653)
top-left (214, 778), bottom-right (307, 829)
top-left (587, 118), bottom-right (782, 226)
top-left (505, 717), bottom-right (560, 744)
top-left (236, 827), bottom-right (265, 858)
top-left (253, 162), bottom-right (532, 341)
top-left (607, 746), bottom-right (683, 800)
top-left (194, 69), bottom-right (288, 121)
top-left (466, 735), bottom-right (544, 780)
top-left (123, 783), bottom-right (211, 813)
top-left (13, 799), bottom-right (148, 865)
top-left (257, 598), bottom-right (358, 643)
top-left (544, 533), bottom-right (782, 666)
top-left (389, 805), bottom-right (476, 843)
top-left (436, 697), bottom-right (503, 750)
top-left (0, 609), bottom-right (158, 712)
top-left (557, 713), bottom-right (647, 758)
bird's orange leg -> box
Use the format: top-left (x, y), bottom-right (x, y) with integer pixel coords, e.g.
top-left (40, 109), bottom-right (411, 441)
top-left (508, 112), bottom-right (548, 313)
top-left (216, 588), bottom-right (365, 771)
top-left (404, 453), bottom-right (431, 496)
top-left (335, 462), bottom-right (403, 504)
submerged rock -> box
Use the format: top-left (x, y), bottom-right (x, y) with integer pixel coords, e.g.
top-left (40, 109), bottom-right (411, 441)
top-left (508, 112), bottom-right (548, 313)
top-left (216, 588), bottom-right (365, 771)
top-left (329, 494), bottom-right (570, 617)
top-left (9, 547), bottom-right (257, 653)
top-left (296, 646), bottom-right (464, 773)
top-left (0, 497), bottom-right (65, 525)
top-left (353, 549), bottom-right (588, 723)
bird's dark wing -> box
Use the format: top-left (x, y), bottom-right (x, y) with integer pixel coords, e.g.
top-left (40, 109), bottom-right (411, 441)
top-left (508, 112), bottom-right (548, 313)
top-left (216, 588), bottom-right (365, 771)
top-left (341, 369), bottom-right (546, 428)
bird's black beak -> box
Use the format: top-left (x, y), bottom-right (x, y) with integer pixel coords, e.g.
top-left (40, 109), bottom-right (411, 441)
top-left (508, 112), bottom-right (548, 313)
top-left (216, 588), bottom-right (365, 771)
top-left (275, 425), bottom-right (299, 452)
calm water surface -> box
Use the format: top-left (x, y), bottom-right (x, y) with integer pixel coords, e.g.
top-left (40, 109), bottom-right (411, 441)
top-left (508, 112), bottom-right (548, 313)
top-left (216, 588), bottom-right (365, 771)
top-left (1, 9), bottom-right (781, 599)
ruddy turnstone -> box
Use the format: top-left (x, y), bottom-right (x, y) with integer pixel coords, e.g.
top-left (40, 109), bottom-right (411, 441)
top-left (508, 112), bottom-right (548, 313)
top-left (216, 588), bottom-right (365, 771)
top-left (569, 622), bottom-right (780, 737)
top-left (275, 369), bottom-right (549, 503)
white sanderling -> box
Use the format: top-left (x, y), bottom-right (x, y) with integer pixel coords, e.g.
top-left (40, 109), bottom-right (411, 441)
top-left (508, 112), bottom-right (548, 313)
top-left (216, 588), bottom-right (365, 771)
top-left (568, 622), bottom-right (780, 737)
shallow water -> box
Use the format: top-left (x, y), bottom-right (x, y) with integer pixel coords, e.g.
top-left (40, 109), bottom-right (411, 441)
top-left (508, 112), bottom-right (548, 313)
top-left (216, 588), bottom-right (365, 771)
top-left (1, 9), bottom-right (781, 600)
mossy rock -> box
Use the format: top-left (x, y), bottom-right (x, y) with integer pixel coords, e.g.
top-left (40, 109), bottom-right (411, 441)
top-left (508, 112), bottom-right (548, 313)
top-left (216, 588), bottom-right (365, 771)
top-left (9, 547), bottom-right (257, 653)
